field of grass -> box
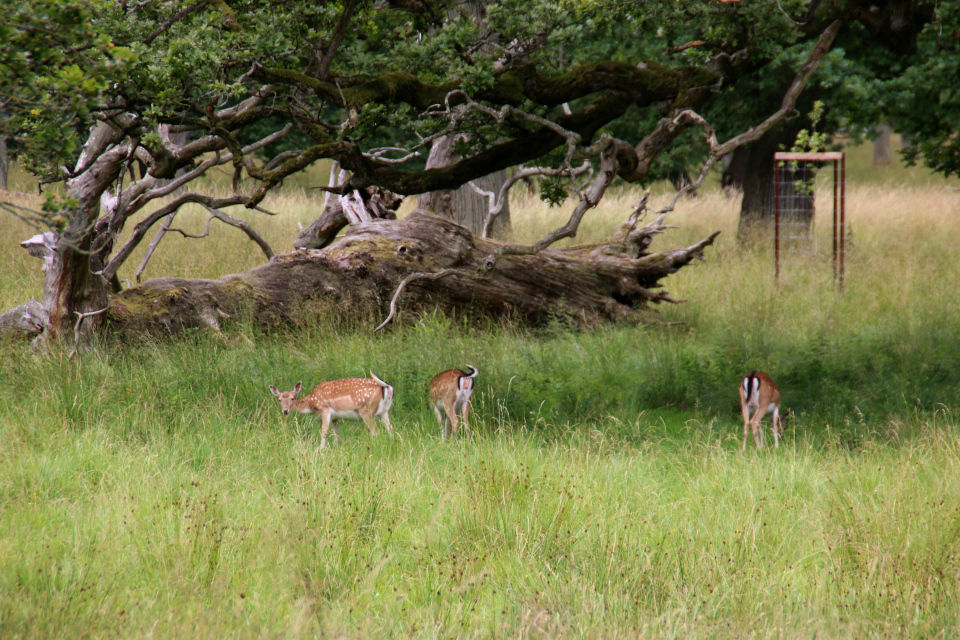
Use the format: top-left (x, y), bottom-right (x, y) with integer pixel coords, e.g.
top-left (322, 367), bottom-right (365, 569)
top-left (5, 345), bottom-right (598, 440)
top-left (2, 141), bottom-right (960, 638)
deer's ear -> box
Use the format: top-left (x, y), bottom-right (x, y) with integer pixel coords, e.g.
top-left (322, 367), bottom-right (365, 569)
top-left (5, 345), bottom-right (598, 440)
top-left (294, 381), bottom-right (303, 394)
top-left (269, 385), bottom-right (280, 397)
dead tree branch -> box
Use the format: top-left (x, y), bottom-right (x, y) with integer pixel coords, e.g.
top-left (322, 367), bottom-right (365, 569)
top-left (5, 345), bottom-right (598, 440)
top-left (135, 213), bottom-right (176, 282)
top-left (163, 205), bottom-right (274, 260)
top-left (68, 306), bottom-right (110, 359)
top-left (374, 268), bottom-right (459, 332)
top-left (470, 161), bottom-right (592, 238)
top-left (651, 20), bottom-right (841, 218)
top-left (102, 194), bottom-right (248, 280)
top-left (484, 140), bottom-right (618, 268)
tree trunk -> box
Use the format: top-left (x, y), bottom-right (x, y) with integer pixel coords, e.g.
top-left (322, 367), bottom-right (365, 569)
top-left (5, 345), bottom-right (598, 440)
top-left (39, 122), bottom-right (125, 347)
top-left (103, 212), bottom-right (718, 339)
top-left (736, 127), bottom-right (815, 241)
top-left (417, 135), bottom-right (512, 239)
top-left (721, 146), bottom-right (749, 196)
top-left (0, 137), bottom-right (9, 191)
top-left (872, 123), bottom-right (893, 165)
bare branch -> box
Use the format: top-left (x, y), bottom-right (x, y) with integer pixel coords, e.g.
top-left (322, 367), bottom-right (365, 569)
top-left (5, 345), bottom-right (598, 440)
top-left (264, 150), bottom-right (303, 171)
top-left (102, 194), bottom-right (248, 280)
top-left (162, 205), bottom-right (274, 260)
top-left (374, 269), bottom-right (459, 332)
top-left (68, 306), bottom-right (110, 360)
top-left (121, 123), bottom-right (292, 221)
top-left (1, 201), bottom-right (54, 234)
top-left (649, 20), bottom-right (841, 218)
top-left (365, 147), bottom-right (421, 164)
top-left (483, 139), bottom-right (618, 268)
top-left (473, 161), bottom-right (591, 238)
top-left (418, 89), bottom-right (617, 242)
top-left (422, 90), bottom-right (593, 171)
top-left (200, 206), bottom-right (275, 259)
top-left (135, 213), bottom-right (176, 282)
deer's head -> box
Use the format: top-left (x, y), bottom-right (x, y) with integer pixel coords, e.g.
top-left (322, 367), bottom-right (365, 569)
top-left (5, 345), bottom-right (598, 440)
top-left (269, 381), bottom-right (303, 416)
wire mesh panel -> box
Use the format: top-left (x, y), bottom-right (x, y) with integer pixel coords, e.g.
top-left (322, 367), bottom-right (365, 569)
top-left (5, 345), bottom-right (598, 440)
top-left (773, 152), bottom-right (846, 289)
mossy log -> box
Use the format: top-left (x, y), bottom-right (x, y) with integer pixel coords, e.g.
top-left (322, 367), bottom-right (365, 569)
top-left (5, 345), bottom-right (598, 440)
top-left (107, 211), bottom-right (719, 337)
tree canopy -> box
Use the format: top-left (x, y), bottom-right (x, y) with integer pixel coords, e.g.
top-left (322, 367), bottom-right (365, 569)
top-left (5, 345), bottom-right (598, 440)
top-left (0, 0), bottom-right (951, 345)
top-left (3, 0), bottom-right (948, 196)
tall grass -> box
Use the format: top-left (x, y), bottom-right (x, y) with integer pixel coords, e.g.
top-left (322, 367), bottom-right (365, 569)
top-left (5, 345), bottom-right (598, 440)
top-left (3, 341), bottom-right (960, 637)
top-left (2, 144), bottom-right (960, 637)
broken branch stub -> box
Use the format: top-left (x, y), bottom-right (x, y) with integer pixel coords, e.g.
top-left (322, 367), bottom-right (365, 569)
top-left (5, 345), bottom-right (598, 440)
top-left (294, 185), bottom-right (401, 250)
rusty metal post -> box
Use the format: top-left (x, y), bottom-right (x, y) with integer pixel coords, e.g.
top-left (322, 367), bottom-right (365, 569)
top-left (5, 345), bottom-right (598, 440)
top-left (839, 153), bottom-right (846, 290)
top-left (833, 158), bottom-right (839, 283)
top-left (774, 159), bottom-right (781, 285)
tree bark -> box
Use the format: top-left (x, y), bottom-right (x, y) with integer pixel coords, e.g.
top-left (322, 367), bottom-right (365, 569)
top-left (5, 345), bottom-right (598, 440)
top-left (721, 146), bottom-right (748, 196)
top-left (295, 186), bottom-right (400, 250)
top-left (417, 135), bottom-right (511, 239)
top-left (735, 127), bottom-right (815, 241)
top-left (0, 137), bottom-right (9, 191)
top-left (0, 298), bottom-right (45, 337)
top-left (103, 212), bottom-right (717, 338)
top-left (40, 122), bottom-right (126, 347)
top-left (873, 123), bottom-right (893, 165)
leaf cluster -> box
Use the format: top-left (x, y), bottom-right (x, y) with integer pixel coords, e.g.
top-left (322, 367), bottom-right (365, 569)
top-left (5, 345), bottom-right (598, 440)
top-left (1, 0), bottom-right (136, 176)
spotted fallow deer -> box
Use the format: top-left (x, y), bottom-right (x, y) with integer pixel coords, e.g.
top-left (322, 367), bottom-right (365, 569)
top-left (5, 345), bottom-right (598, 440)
top-left (739, 371), bottom-right (785, 450)
top-left (428, 365), bottom-right (478, 439)
top-left (269, 372), bottom-right (394, 448)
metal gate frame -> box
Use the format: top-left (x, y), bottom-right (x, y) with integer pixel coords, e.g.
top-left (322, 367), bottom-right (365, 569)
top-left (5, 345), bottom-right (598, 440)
top-left (773, 151), bottom-right (846, 289)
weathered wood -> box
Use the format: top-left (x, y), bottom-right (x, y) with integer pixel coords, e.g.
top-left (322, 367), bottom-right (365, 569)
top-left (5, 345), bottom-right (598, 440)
top-left (0, 298), bottom-right (46, 339)
top-left (107, 211), bottom-right (718, 337)
top-left (294, 186), bottom-right (400, 250)
top-left (417, 135), bottom-right (512, 239)
top-left (40, 121), bottom-right (125, 347)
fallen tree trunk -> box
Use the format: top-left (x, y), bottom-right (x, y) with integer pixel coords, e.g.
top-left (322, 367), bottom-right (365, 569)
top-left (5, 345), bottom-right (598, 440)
top-left (105, 211), bottom-right (717, 338)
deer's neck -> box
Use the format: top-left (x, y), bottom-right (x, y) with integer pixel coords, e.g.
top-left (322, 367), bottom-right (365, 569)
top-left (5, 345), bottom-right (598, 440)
top-left (293, 397), bottom-right (319, 413)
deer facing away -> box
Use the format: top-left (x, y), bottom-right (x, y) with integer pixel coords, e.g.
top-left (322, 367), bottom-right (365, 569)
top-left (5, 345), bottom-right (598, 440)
top-left (429, 365), bottom-right (478, 439)
top-left (739, 371), bottom-right (785, 450)
top-left (270, 372), bottom-right (394, 448)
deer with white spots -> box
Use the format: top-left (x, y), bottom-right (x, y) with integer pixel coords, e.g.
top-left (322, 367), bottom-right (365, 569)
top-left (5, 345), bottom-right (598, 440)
top-left (739, 371), bottom-right (785, 450)
top-left (428, 365), bottom-right (478, 439)
top-left (270, 372), bottom-right (394, 448)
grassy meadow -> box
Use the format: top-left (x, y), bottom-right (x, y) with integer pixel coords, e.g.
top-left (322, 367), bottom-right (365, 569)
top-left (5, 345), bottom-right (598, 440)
top-left (2, 141), bottom-right (960, 638)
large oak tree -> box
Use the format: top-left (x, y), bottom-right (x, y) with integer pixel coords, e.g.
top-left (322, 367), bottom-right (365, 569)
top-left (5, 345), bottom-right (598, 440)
top-left (0, 0), bottom-right (942, 347)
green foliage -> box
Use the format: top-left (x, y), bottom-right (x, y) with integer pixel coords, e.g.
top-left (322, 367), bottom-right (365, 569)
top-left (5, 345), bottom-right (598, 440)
top-left (781, 100), bottom-right (828, 196)
top-left (5, 0), bottom-right (945, 192)
top-left (0, 0), bottom-right (136, 177)
top-left (790, 100), bottom-right (828, 154)
top-left (538, 175), bottom-right (569, 207)
top-left (880, 0), bottom-right (960, 177)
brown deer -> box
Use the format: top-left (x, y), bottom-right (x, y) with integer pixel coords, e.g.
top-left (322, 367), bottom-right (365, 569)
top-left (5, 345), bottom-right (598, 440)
top-left (270, 372), bottom-right (394, 448)
top-left (739, 371), bottom-right (785, 450)
top-left (428, 365), bottom-right (478, 439)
